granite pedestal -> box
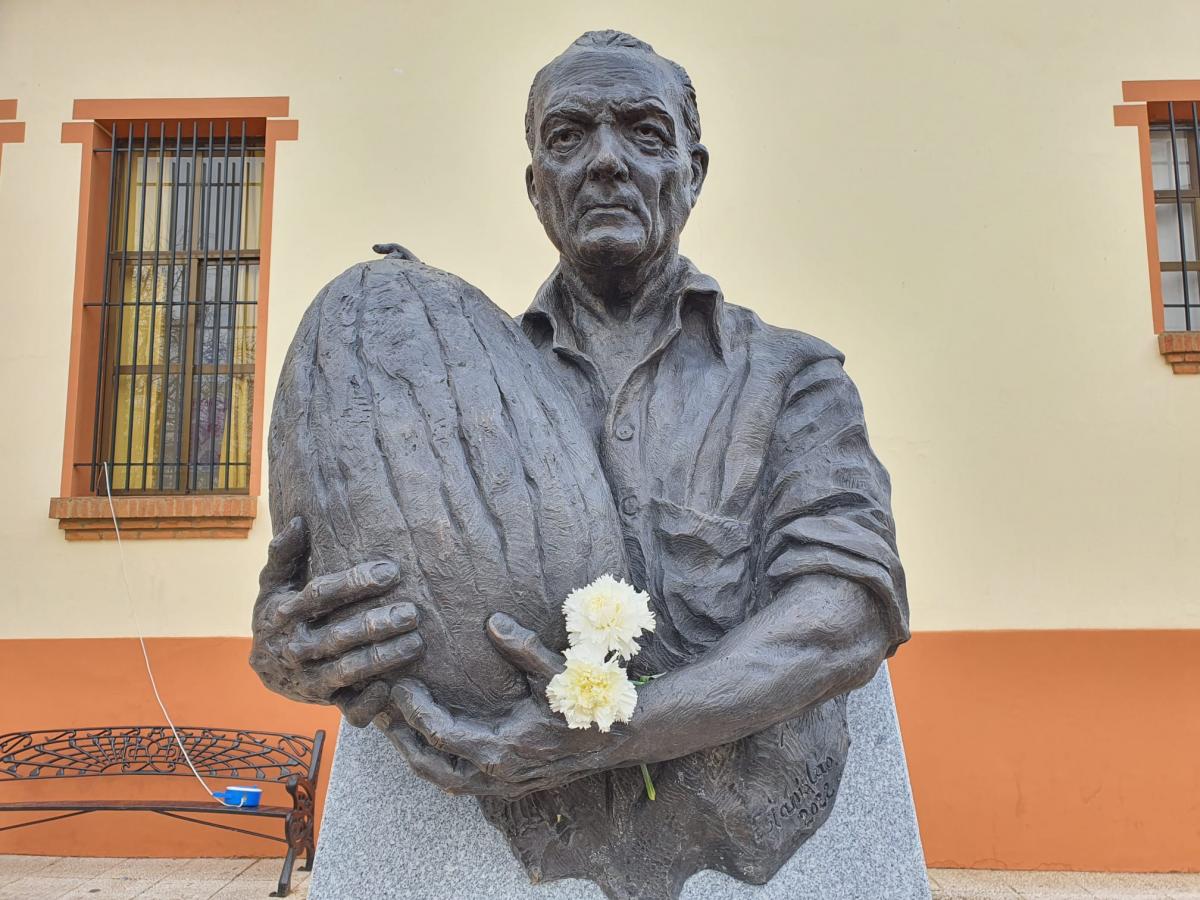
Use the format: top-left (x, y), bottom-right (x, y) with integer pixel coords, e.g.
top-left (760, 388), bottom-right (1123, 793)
top-left (309, 664), bottom-right (928, 900)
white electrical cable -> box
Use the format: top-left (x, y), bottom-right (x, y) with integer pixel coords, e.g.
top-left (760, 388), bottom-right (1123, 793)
top-left (102, 462), bottom-right (243, 807)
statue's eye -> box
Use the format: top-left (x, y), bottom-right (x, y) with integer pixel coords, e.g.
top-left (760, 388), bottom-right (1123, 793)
top-left (633, 124), bottom-right (666, 149)
top-left (548, 128), bottom-right (582, 152)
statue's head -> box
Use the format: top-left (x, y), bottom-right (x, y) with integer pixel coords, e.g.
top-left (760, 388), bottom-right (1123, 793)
top-left (525, 31), bottom-right (708, 274)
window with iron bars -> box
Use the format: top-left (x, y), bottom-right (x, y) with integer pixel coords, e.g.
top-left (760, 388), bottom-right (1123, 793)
top-left (1151, 102), bottom-right (1200, 331)
top-left (91, 120), bottom-right (263, 494)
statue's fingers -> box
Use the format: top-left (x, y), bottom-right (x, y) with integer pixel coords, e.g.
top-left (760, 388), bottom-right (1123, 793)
top-left (258, 517), bottom-right (308, 594)
top-left (390, 679), bottom-right (501, 770)
top-left (280, 560), bottom-right (401, 621)
top-left (486, 613), bottom-right (565, 679)
top-left (284, 603), bottom-right (418, 664)
top-left (335, 681), bottom-right (391, 728)
top-left (307, 633), bottom-right (424, 695)
top-left (387, 723), bottom-right (540, 799)
top-left (385, 722), bottom-right (478, 793)
top-left (389, 678), bottom-right (457, 752)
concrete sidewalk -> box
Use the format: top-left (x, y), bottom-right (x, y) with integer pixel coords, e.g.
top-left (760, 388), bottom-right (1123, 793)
top-left (928, 868), bottom-right (1200, 899)
top-left (2, 857), bottom-right (1199, 899)
top-left (0, 856), bottom-right (307, 899)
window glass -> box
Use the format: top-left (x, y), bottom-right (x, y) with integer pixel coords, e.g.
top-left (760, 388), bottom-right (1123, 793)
top-left (1161, 270), bottom-right (1200, 330)
top-left (1155, 201), bottom-right (1197, 262)
top-left (1151, 133), bottom-right (1192, 191)
top-left (101, 124), bottom-right (264, 492)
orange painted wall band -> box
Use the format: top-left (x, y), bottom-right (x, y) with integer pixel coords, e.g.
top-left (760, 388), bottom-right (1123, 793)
top-left (0, 99), bottom-right (17, 120)
top-left (890, 629), bottom-right (1200, 873)
top-left (2, 631), bottom-right (1198, 871)
top-left (73, 97), bottom-right (289, 121)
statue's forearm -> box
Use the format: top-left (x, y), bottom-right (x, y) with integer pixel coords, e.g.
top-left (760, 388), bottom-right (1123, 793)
top-left (615, 574), bottom-right (889, 767)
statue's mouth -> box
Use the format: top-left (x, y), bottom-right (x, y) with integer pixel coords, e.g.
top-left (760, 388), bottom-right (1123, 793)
top-left (582, 203), bottom-right (638, 220)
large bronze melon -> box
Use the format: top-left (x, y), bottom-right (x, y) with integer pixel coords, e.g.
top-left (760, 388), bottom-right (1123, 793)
top-left (268, 254), bottom-right (626, 718)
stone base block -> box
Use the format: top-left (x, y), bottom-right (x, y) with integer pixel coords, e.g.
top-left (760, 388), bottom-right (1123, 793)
top-left (310, 664), bottom-right (929, 900)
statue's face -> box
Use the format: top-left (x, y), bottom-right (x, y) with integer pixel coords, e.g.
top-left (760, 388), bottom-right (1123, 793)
top-left (526, 49), bottom-right (706, 271)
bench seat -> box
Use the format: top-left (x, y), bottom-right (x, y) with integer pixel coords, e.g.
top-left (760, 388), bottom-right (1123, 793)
top-left (0, 798), bottom-right (293, 816)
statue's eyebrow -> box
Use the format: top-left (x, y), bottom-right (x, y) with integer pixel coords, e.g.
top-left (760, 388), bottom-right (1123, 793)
top-left (614, 99), bottom-right (676, 138)
top-left (614, 99), bottom-right (671, 119)
top-left (541, 102), bottom-right (595, 127)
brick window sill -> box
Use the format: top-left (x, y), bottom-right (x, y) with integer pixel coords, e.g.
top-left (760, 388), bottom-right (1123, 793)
top-left (1159, 332), bottom-right (1200, 374)
top-left (48, 495), bottom-right (257, 540)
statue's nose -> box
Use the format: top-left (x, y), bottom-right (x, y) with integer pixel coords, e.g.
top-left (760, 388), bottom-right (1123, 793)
top-left (586, 126), bottom-right (629, 181)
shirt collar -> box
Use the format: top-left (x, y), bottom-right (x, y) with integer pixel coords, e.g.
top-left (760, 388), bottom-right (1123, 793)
top-left (521, 256), bottom-right (726, 360)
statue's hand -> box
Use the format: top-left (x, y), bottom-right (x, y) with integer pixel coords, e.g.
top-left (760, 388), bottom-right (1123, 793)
top-left (384, 613), bottom-right (633, 798)
top-left (250, 516), bottom-right (425, 726)
top-left (382, 718), bottom-right (580, 800)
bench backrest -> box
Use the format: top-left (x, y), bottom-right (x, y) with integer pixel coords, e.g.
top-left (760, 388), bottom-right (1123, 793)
top-left (0, 727), bottom-right (324, 784)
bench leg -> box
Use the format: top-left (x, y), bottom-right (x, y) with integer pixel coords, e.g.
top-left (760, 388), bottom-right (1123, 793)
top-left (283, 777), bottom-right (317, 883)
top-left (272, 847), bottom-right (298, 898)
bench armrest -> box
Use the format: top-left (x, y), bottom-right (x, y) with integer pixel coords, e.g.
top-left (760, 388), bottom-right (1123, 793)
top-left (306, 730), bottom-right (326, 787)
top-left (285, 774), bottom-right (314, 810)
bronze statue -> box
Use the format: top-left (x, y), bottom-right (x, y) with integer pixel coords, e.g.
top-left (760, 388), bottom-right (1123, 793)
top-left (252, 30), bottom-right (909, 900)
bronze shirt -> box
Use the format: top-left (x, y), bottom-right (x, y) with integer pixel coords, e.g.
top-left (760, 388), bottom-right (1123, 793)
top-left (479, 259), bottom-right (909, 900)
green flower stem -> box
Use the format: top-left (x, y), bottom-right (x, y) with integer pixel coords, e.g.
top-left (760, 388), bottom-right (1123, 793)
top-left (633, 675), bottom-right (660, 799)
top-left (640, 763), bottom-right (656, 801)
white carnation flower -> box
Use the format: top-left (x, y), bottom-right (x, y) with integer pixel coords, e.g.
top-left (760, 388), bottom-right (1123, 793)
top-left (562, 574), bottom-right (655, 660)
top-left (545, 647), bottom-right (639, 732)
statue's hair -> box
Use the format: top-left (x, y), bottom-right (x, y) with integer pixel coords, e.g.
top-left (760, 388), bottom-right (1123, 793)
top-left (524, 30), bottom-right (702, 152)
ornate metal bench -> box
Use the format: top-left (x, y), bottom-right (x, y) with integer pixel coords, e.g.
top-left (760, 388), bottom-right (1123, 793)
top-left (0, 726), bottom-right (325, 897)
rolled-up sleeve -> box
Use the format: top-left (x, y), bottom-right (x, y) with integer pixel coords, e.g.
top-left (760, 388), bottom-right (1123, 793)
top-left (760, 355), bottom-right (910, 656)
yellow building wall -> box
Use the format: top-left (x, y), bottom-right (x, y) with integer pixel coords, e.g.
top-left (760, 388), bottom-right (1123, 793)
top-left (1, 0), bottom-right (1199, 872)
top-left (2, 0), bottom-right (1196, 639)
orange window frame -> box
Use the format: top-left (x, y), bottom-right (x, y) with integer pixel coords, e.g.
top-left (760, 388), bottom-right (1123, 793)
top-left (0, 100), bottom-right (24, 173)
top-left (1114, 80), bottom-right (1200, 335)
top-left (52, 98), bottom-right (297, 538)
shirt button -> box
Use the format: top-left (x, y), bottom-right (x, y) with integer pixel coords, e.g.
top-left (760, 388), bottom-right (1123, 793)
top-left (620, 495), bottom-right (639, 516)
top-left (615, 422), bottom-right (634, 441)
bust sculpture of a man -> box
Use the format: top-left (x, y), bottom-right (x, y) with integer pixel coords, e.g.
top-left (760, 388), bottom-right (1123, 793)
top-left (251, 30), bottom-right (909, 900)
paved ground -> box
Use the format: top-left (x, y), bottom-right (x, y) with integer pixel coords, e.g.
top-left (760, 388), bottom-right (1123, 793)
top-left (928, 869), bottom-right (1200, 900)
top-left (0, 857), bottom-right (308, 899)
top-left (2, 857), bottom-right (1199, 898)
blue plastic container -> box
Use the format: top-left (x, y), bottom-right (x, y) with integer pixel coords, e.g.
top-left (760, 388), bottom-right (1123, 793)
top-left (212, 786), bottom-right (262, 808)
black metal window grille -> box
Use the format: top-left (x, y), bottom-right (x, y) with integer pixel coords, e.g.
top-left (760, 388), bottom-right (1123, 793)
top-left (1151, 102), bottom-right (1200, 331)
top-left (88, 120), bottom-right (264, 494)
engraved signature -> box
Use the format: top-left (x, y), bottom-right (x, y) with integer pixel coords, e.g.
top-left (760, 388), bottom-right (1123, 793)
top-left (751, 754), bottom-right (839, 837)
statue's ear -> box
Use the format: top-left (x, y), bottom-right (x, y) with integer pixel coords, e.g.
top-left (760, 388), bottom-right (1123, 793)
top-left (689, 144), bottom-right (709, 205)
top-left (525, 164), bottom-right (540, 214)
